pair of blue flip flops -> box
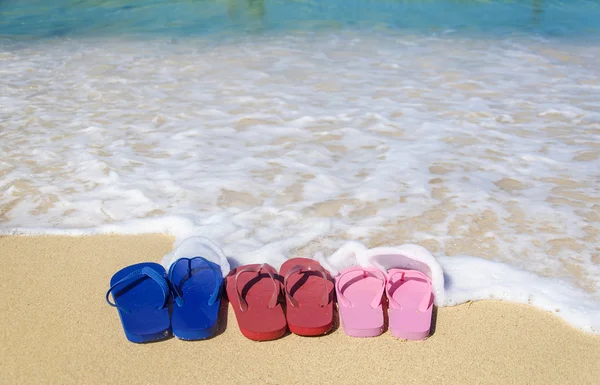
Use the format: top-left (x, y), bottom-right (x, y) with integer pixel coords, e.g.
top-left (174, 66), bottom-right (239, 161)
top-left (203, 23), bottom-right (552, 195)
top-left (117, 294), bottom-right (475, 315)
top-left (106, 257), bottom-right (223, 343)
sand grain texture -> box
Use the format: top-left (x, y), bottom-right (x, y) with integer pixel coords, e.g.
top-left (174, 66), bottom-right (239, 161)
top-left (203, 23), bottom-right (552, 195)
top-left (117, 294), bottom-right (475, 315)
top-left (0, 235), bottom-right (599, 385)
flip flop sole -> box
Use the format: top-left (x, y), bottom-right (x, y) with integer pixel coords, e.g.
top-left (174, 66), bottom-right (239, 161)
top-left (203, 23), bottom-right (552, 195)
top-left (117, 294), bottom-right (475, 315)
top-left (335, 267), bottom-right (386, 338)
top-left (109, 262), bottom-right (171, 343)
top-left (280, 258), bottom-right (335, 337)
top-left (225, 264), bottom-right (287, 341)
top-left (387, 269), bottom-right (433, 340)
top-left (170, 258), bottom-right (223, 341)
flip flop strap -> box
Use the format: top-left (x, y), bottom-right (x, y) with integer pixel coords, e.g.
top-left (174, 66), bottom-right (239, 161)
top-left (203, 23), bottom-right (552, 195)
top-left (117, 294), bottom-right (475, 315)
top-left (283, 264), bottom-right (330, 308)
top-left (335, 267), bottom-right (386, 309)
top-left (168, 256), bottom-right (221, 307)
top-left (387, 270), bottom-right (432, 312)
top-left (105, 267), bottom-right (169, 314)
top-left (234, 264), bottom-right (279, 312)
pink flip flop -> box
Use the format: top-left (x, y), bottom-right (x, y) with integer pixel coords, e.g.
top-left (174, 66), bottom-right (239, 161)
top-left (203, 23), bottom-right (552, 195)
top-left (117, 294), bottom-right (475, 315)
top-left (335, 267), bottom-right (386, 338)
top-left (386, 269), bottom-right (433, 340)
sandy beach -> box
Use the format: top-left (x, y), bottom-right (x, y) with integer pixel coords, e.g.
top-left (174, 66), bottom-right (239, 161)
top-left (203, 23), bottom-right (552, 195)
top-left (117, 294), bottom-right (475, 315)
top-left (1, 234), bottom-right (598, 385)
top-left (2, 2), bottom-right (600, 384)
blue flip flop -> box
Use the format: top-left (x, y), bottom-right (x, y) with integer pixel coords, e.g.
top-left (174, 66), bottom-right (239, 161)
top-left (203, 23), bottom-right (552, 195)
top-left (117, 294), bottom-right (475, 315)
top-left (106, 262), bottom-right (171, 343)
top-left (168, 256), bottom-right (224, 340)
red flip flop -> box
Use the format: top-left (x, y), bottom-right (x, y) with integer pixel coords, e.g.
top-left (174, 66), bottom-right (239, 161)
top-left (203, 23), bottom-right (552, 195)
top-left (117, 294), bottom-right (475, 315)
top-left (280, 258), bottom-right (334, 336)
top-left (225, 263), bottom-right (287, 341)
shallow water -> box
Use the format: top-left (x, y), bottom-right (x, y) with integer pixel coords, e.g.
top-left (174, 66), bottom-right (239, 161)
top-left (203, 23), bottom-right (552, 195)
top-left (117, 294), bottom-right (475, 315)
top-left (1, 1), bottom-right (599, 331)
top-left (2, 0), bottom-right (600, 39)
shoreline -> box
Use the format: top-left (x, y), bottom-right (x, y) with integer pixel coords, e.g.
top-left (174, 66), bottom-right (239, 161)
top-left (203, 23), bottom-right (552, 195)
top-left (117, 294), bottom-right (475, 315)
top-left (1, 234), bottom-right (599, 384)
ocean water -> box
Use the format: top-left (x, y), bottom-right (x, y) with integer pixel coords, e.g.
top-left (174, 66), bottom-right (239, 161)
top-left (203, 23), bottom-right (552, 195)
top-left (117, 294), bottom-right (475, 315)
top-left (1, 0), bottom-right (599, 332)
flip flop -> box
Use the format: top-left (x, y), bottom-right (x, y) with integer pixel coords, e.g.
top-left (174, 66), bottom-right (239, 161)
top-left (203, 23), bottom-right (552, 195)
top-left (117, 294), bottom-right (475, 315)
top-left (335, 266), bottom-right (386, 338)
top-left (168, 256), bottom-right (223, 340)
top-left (225, 263), bottom-right (287, 341)
top-left (279, 258), bottom-right (334, 336)
top-left (386, 269), bottom-right (434, 340)
top-left (106, 262), bottom-right (171, 343)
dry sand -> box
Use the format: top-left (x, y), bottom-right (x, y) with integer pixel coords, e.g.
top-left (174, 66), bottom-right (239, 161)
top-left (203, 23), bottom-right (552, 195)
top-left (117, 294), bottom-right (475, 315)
top-left (0, 235), bottom-right (598, 385)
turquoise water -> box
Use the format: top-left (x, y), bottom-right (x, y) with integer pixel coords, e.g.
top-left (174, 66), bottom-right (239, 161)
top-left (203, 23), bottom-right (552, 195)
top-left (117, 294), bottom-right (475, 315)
top-left (1, 0), bottom-right (600, 39)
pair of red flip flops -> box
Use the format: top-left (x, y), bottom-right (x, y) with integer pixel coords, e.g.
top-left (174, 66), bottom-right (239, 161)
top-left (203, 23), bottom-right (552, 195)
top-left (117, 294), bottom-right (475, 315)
top-left (225, 258), bottom-right (334, 341)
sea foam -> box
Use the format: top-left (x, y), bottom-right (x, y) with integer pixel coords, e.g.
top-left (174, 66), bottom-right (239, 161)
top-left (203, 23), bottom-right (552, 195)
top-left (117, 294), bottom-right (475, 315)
top-left (1, 32), bottom-right (599, 333)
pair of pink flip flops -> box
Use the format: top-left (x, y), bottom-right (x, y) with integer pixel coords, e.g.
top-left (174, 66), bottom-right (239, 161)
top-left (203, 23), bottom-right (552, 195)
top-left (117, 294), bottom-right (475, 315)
top-left (335, 267), bottom-right (434, 340)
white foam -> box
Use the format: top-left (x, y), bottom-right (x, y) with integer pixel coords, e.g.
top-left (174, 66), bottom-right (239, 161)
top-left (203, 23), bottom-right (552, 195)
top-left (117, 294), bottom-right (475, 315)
top-left (366, 245), bottom-right (446, 306)
top-left (1, 32), bottom-right (599, 333)
top-left (316, 242), bottom-right (445, 306)
top-left (439, 256), bottom-right (600, 334)
top-left (161, 236), bottom-right (231, 276)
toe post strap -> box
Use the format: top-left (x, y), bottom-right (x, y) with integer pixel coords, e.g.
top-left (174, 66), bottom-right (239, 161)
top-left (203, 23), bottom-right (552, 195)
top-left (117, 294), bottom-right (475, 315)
top-left (106, 267), bottom-right (170, 313)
